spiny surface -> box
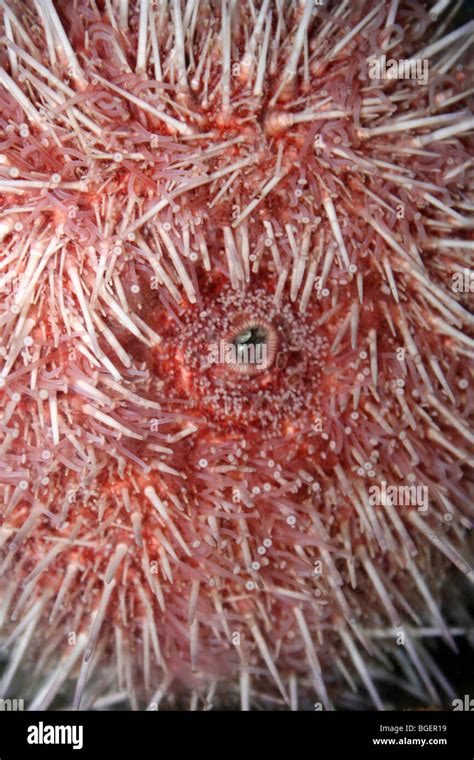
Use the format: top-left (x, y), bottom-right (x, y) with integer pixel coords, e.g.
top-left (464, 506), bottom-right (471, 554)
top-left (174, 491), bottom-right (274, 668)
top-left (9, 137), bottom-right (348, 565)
top-left (0, 0), bottom-right (473, 711)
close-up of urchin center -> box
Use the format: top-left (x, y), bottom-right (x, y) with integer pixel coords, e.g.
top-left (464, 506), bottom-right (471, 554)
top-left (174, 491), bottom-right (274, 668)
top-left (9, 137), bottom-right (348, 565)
top-left (0, 0), bottom-right (473, 718)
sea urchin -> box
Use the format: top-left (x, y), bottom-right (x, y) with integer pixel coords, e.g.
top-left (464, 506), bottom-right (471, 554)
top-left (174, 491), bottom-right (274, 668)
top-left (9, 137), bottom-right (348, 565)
top-left (0, 0), bottom-right (473, 712)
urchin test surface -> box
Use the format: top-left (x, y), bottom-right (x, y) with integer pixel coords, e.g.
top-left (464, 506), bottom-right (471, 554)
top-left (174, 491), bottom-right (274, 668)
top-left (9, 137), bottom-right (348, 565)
top-left (0, 0), bottom-right (473, 711)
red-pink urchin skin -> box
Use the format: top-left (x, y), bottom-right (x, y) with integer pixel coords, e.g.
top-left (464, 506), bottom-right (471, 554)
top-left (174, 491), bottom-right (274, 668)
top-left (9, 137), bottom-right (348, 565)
top-left (0, 0), bottom-right (473, 711)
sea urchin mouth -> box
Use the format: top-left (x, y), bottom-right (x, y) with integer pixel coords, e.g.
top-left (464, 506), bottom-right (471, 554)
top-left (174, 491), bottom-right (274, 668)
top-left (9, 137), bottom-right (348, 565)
top-left (225, 319), bottom-right (278, 376)
top-left (154, 278), bottom-right (335, 432)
